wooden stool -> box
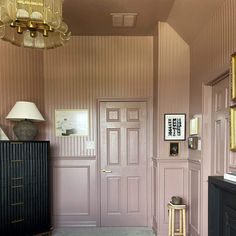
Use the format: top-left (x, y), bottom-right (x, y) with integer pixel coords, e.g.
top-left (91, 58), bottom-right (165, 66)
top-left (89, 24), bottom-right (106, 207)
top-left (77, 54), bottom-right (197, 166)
top-left (167, 202), bottom-right (186, 236)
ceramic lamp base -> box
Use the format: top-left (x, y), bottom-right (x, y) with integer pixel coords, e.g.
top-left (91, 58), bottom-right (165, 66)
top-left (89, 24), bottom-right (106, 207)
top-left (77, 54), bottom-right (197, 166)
top-left (13, 120), bottom-right (38, 140)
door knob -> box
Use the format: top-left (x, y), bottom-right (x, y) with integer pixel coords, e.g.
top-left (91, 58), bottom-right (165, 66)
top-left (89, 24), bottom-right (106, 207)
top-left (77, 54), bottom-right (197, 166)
top-left (100, 169), bottom-right (112, 173)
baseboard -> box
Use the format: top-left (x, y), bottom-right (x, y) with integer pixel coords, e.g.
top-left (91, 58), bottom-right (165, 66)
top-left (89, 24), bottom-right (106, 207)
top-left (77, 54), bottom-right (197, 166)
top-left (152, 216), bottom-right (158, 234)
top-left (53, 216), bottom-right (97, 227)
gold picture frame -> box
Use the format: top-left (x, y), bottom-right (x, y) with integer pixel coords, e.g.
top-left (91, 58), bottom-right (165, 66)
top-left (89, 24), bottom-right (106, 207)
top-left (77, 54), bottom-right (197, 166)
top-left (230, 107), bottom-right (236, 151)
top-left (231, 53), bottom-right (236, 100)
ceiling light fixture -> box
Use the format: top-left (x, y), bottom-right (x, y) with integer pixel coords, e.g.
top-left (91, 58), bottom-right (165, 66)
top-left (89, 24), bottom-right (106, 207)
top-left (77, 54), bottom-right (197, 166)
top-left (0, 0), bottom-right (71, 49)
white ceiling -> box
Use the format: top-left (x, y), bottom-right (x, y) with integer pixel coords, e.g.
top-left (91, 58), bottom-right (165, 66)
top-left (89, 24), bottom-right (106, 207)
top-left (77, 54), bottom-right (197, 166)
top-left (63, 0), bottom-right (225, 43)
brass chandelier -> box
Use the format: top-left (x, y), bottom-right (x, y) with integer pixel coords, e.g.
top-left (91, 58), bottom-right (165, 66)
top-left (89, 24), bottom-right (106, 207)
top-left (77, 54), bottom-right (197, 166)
top-left (0, 0), bottom-right (71, 49)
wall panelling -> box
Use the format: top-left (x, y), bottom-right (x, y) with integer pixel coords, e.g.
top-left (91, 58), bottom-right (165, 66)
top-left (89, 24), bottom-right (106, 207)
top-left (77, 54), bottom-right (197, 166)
top-left (52, 158), bottom-right (97, 227)
top-left (153, 159), bottom-right (188, 236)
top-left (189, 160), bottom-right (201, 236)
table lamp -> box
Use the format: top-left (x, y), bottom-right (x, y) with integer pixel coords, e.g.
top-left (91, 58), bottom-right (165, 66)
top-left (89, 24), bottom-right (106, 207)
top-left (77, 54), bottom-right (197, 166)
top-left (6, 101), bottom-right (45, 140)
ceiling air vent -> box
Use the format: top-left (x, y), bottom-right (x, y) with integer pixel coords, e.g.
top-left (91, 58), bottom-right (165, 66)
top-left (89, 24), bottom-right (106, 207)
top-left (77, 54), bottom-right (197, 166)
top-left (111, 13), bottom-right (138, 27)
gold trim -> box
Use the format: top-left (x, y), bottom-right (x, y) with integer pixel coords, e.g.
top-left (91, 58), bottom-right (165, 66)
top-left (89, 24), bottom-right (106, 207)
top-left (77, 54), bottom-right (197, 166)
top-left (11, 219), bottom-right (24, 224)
top-left (10, 142), bottom-right (23, 144)
top-left (231, 54), bottom-right (236, 100)
top-left (17, 0), bottom-right (43, 6)
top-left (230, 107), bottom-right (236, 151)
top-left (11, 159), bottom-right (23, 163)
top-left (12, 177), bottom-right (23, 180)
top-left (12, 185), bottom-right (24, 188)
top-left (11, 202), bottom-right (24, 206)
top-left (34, 231), bottom-right (52, 236)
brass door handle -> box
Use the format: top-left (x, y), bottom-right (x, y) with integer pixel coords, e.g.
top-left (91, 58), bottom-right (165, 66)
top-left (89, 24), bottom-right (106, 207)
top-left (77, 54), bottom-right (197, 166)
top-left (100, 169), bottom-right (112, 173)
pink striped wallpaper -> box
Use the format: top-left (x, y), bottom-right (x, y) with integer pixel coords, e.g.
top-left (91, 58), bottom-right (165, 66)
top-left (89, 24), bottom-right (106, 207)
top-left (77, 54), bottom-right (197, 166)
top-left (43, 36), bottom-right (153, 157)
top-left (153, 22), bottom-right (190, 159)
top-left (0, 41), bottom-right (44, 139)
top-left (190, 0), bottom-right (236, 114)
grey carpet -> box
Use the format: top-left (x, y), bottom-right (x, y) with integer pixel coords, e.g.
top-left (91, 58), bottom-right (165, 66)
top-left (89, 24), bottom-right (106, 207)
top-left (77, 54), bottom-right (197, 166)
top-left (53, 227), bottom-right (155, 236)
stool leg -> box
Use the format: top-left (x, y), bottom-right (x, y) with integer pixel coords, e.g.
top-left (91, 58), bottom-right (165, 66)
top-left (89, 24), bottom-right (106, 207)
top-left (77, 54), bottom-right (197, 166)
top-left (183, 209), bottom-right (186, 236)
top-left (168, 208), bottom-right (172, 236)
top-left (179, 209), bottom-right (183, 235)
top-left (172, 208), bottom-right (175, 236)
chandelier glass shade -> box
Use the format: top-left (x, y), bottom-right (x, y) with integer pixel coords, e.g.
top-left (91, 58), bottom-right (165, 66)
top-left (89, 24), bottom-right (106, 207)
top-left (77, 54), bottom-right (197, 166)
top-left (0, 0), bottom-right (71, 49)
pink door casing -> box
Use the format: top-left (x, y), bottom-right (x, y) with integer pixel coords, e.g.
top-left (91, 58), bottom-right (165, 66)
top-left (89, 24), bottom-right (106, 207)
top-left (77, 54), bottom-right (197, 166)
top-left (99, 101), bottom-right (148, 226)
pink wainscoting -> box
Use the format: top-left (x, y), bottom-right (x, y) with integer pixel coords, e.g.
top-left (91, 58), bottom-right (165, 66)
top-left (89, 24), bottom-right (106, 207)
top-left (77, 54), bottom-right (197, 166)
top-left (52, 157), bottom-right (97, 227)
top-left (0, 41), bottom-right (44, 140)
top-left (153, 158), bottom-right (188, 236)
top-left (189, 160), bottom-right (201, 236)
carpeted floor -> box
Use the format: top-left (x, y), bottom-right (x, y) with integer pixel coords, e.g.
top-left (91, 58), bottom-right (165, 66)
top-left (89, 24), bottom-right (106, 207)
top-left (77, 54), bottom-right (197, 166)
top-left (53, 227), bottom-right (155, 236)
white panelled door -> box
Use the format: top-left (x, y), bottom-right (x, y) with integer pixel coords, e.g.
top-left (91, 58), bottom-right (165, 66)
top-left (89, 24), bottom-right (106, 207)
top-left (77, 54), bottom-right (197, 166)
top-left (99, 101), bottom-right (148, 226)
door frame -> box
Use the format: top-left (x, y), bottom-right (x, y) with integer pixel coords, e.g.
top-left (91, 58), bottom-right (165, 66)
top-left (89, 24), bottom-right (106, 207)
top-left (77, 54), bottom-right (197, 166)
top-left (201, 70), bottom-right (229, 236)
top-left (96, 97), bottom-right (153, 227)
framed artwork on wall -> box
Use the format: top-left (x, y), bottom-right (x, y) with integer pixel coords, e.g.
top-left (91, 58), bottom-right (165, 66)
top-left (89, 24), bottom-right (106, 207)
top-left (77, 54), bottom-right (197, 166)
top-left (164, 113), bottom-right (186, 141)
top-left (190, 117), bottom-right (199, 135)
top-left (230, 106), bottom-right (236, 151)
top-left (55, 109), bottom-right (89, 137)
top-left (231, 53), bottom-right (236, 101)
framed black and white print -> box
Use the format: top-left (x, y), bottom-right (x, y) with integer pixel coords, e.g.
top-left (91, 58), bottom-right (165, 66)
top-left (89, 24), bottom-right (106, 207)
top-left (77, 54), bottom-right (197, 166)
top-left (164, 114), bottom-right (186, 141)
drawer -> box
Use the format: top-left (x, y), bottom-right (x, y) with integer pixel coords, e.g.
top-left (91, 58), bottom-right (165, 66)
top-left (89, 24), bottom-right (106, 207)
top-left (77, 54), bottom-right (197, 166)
top-left (10, 185), bottom-right (25, 205)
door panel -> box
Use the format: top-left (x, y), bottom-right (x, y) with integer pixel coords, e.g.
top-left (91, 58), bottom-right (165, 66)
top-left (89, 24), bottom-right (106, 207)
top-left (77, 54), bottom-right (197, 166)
top-left (100, 101), bottom-right (147, 226)
top-left (212, 78), bottom-right (229, 175)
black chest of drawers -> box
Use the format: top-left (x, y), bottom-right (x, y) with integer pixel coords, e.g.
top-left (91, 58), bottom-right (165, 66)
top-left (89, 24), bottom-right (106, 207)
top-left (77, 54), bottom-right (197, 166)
top-left (0, 141), bottom-right (51, 236)
top-left (209, 176), bottom-right (236, 236)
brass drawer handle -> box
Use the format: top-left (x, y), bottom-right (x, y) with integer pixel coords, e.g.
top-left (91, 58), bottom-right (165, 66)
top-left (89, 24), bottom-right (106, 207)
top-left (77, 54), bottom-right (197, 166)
top-left (12, 185), bottom-right (24, 189)
top-left (11, 202), bottom-right (24, 206)
top-left (34, 231), bottom-right (52, 236)
top-left (10, 142), bottom-right (23, 145)
top-left (12, 177), bottom-right (23, 180)
top-left (11, 219), bottom-right (24, 224)
top-left (11, 160), bottom-right (23, 163)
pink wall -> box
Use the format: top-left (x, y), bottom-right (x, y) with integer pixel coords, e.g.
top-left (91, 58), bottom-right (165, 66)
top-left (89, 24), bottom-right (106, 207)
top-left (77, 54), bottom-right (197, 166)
top-left (190, 0), bottom-right (236, 115)
top-left (153, 22), bottom-right (190, 236)
top-left (189, 1), bottom-right (236, 235)
top-left (43, 36), bottom-right (153, 158)
top-left (0, 41), bottom-right (44, 139)
top-left (43, 36), bottom-right (154, 226)
top-left (153, 22), bottom-right (190, 159)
